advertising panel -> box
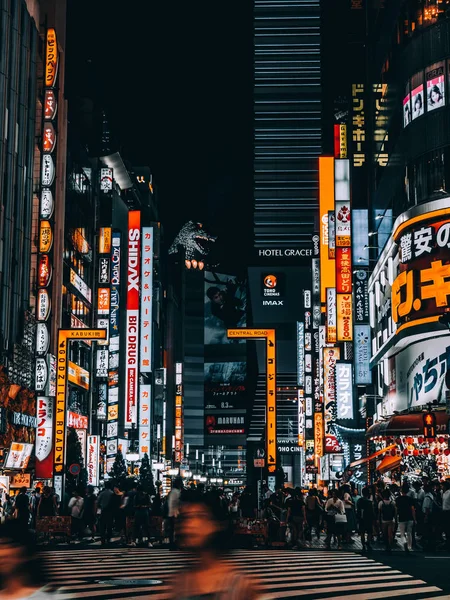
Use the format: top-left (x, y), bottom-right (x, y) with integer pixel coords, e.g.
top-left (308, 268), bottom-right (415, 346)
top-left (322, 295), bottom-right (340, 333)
top-left (97, 288), bottom-right (110, 315)
top-left (44, 89), bottom-right (57, 121)
top-left (354, 324), bottom-right (372, 384)
top-left (174, 363), bottom-right (183, 463)
top-left (99, 227), bottom-right (112, 254)
top-left (140, 227), bottom-right (153, 372)
top-left (328, 211), bottom-right (336, 259)
top-left (426, 62), bottom-right (445, 112)
top-left (411, 84), bottom-right (424, 120)
top-left (403, 90), bottom-right (411, 127)
top-left (100, 168), bottom-right (113, 193)
top-left (70, 269), bottom-right (92, 303)
top-left (98, 258), bottom-right (110, 284)
top-left (335, 202), bottom-right (351, 247)
top-left (205, 414), bottom-right (245, 435)
top-left (336, 362), bottom-right (354, 420)
top-left (336, 247), bottom-right (352, 294)
top-left (67, 411), bottom-right (88, 429)
top-left (314, 413), bottom-right (324, 458)
top-left (96, 349), bottom-right (108, 378)
top-left (87, 436), bottom-right (99, 486)
top-left (337, 294), bottom-right (353, 342)
top-left (323, 347), bottom-right (341, 434)
top-left (204, 362), bottom-right (246, 410)
top-left (139, 385), bottom-right (151, 457)
top-left (326, 288), bottom-right (337, 343)
top-left (205, 272), bottom-right (246, 345)
top-left (319, 157), bottom-right (336, 303)
top-left (68, 361), bottom-right (89, 390)
top-left (354, 270), bottom-right (369, 323)
top-left (297, 323), bottom-right (305, 387)
top-left (5, 443), bottom-right (33, 470)
top-left (125, 210), bottom-right (141, 428)
top-left (35, 397), bottom-right (53, 479)
top-left (45, 28), bottom-right (58, 87)
top-left (352, 209), bottom-right (369, 266)
top-left (35, 358), bottom-right (48, 392)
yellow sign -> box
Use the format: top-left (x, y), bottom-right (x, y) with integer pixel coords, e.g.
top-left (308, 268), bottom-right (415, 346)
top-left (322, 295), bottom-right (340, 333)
top-left (39, 221), bottom-right (53, 253)
top-left (314, 413), bottom-right (324, 461)
top-left (54, 329), bottom-right (107, 476)
top-left (319, 157), bottom-right (336, 304)
top-left (337, 293), bottom-right (353, 341)
top-left (227, 329), bottom-right (277, 470)
top-left (68, 361), bottom-right (90, 390)
top-left (45, 28), bottom-right (58, 88)
top-left (339, 124), bottom-right (347, 159)
top-left (99, 227), bottom-right (112, 254)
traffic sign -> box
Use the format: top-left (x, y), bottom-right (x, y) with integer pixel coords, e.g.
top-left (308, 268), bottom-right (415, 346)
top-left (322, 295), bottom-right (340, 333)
top-left (254, 459), bottom-right (265, 468)
top-left (68, 463), bottom-right (80, 476)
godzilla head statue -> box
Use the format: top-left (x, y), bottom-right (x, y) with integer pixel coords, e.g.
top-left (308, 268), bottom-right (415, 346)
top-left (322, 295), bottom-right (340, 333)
top-left (168, 221), bottom-right (216, 268)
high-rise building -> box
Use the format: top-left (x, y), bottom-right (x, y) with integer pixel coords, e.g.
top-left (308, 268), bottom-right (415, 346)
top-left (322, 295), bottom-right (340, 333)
top-left (253, 0), bottom-right (322, 254)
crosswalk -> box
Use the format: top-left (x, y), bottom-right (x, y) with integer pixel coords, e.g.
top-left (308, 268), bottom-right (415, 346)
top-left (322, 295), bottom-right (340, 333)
top-left (41, 548), bottom-right (450, 599)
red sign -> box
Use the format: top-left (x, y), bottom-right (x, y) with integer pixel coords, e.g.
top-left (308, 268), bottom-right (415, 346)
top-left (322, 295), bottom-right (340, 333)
top-left (67, 411), bottom-right (88, 429)
top-left (38, 255), bottom-right (52, 288)
top-left (324, 434), bottom-right (343, 453)
top-left (125, 211), bottom-right (141, 429)
top-left (35, 396), bottom-right (53, 479)
top-left (44, 89), bottom-right (57, 120)
top-left (43, 122), bottom-right (56, 153)
top-left (336, 247), bottom-right (352, 293)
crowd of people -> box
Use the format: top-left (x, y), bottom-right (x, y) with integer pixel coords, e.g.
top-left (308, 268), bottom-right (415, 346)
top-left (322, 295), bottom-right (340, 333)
top-left (1, 476), bottom-right (450, 554)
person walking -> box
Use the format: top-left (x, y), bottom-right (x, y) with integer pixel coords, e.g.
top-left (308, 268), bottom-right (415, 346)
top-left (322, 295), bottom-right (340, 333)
top-left (13, 487), bottom-right (30, 529)
top-left (396, 483), bottom-right (416, 552)
top-left (356, 486), bottom-right (375, 551)
top-left (378, 489), bottom-right (397, 553)
top-left (324, 489), bottom-right (346, 550)
top-left (133, 485), bottom-right (152, 547)
top-left (37, 486), bottom-right (58, 519)
top-left (286, 489), bottom-right (306, 548)
top-left (83, 485), bottom-right (97, 541)
top-left (305, 488), bottom-right (323, 540)
top-left (341, 484), bottom-right (357, 543)
top-left (97, 482), bottom-right (114, 545)
top-left (68, 488), bottom-right (84, 540)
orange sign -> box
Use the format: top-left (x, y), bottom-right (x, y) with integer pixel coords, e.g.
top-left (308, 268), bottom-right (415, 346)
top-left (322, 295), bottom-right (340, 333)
top-left (314, 413), bottom-right (324, 461)
top-left (319, 157), bottom-right (336, 304)
top-left (99, 227), bottom-right (112, 254)
top-left (45, 28), bottom-right (58, 88)
top-left (97, 288), bottom-right (111, 315)
top-left (39, 221), bottom-right (53, 253)
top-left (228, 328), bottom-right (277, 470)
top-left (68, 361), bottom-right (90, 391)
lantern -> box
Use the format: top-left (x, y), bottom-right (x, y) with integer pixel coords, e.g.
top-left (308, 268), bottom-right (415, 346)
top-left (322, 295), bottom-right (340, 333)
top-left (413, 449), bottom-right (419, 457)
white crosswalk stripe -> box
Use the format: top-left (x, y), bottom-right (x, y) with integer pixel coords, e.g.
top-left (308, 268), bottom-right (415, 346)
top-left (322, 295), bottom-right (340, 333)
top-left (41, 548), bottom-right (450, 599)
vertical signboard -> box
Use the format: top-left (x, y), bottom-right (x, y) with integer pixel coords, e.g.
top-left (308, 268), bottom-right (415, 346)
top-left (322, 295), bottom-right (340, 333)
top-left (174, 363), bottom-right (183, 463)
top-left (297, 322), bottom-right (305, 387)
top-left (314, 412), bottom-right (324, 460)
top-left (125, 211), bottom-right (141, 428)
top-left (326, 288), bottom-right (337, 343)
top-left (336, 362), bottom-right (354, 420)
top-left (35, 28), bottom-right (59, 479)
top-left (139, 385), bottom-right (151, 457)
top-left (319, 157), bottom-right (336, 304)
top-left (323, 347), bottom-right (341, 434)
top-left (87, 435), bottom-right (99, 486)
top-left (35, 396), bottom-right (53, 479)
top-left (354, 324), bottom-right (372, 384)
top-left (140, 227), bottom-right (153, 372)
top-left (107, 232), bottom-right (121, 468)
top-left (337, 294), bottom-right (353, 342)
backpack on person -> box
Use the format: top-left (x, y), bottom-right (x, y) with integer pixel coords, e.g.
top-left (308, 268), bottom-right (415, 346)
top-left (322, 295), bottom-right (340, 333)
top-left (381, 501), bottom-right (395, 521)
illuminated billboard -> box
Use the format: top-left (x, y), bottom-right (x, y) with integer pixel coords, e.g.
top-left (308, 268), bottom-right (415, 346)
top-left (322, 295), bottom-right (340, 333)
top-left (319, 156), bottom-right (336, 303)
top-left (140, 227), bottom-right (153, 372)
top-left (205, 272), bottom-right (246, 345)
top-left (125, 211), bottom-right (141, 428)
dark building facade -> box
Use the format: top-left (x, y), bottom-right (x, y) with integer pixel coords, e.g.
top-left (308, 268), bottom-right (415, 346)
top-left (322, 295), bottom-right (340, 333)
top-left (253, 0), bottom-right (321, 253)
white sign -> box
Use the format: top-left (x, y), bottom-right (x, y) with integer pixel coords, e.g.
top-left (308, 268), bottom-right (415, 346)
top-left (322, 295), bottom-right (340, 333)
top-left (139, 384), bottom-right (151, 457)
top-left (46, 354), bottom-right (56, 396)
top-left (87, 435), bottom-right (99, 486)
top-left (336, 362), bottom-right (354, 419)
top-left (40, 189), bottom-right (54, 219)
top-left (96, 348), bottom-right (108, 378)
top-left (100, 167), bottom-right (113, 192)
top-left (41, 154), bottom-right (55, 186)
top-left (69, 269), bottom-right (92, 303)
top-left (37, 289), bottom-right (51, 321)
top-left (5, 443), bottom-right (33, 470)
top-left (76, 429), bottom-right (87, 465)
top-left (35, 323), bottom-right (50, 356)
top-left (35, 358), bottom-right (48, 392)
top-left (140, 227), bottom-right (153, 372)
top-left (0, 476), bottom-right (9, 497)
top-left (354, 324), bottom-right (372, 384)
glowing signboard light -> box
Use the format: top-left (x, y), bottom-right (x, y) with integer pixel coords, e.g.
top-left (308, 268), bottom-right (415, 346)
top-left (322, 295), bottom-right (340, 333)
top-left (45, 28), bottom-right (58, 88)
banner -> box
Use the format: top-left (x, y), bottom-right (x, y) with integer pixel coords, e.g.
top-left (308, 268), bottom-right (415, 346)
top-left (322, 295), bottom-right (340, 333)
top-left (336, 362), bottom-right (354, 420)
top-left (139, 385), bottom-right (151, 457)
top-left (125, 211), bottom-right (141, 428)
top-left (35, 397), bottom-right (53, 479)
top-left (140, 227), bottom-right (153, 372)
top-left (87, 436), bottom-right (99, 486)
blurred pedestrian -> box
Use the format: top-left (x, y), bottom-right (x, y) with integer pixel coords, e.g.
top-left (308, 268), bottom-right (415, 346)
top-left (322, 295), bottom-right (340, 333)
top-left (286, 488), bottom-right (306, 548)
top-left (170, 489), bottom-right (261, 599)
top-left (378, 489), bottom-right (397, 553)
top-left (305, 488), bottom-right (323, 540)
top-left (0, 520), bottom-right (60, 598)
top-left (111, 486), bottom-right (125, 542)
top-left (341, 484), bottom-right (356, 542)
top-left (14, 487), bottom-right (30, 528)
top-left (133, 485), bottom-right (152, 547)
top-left (167, 477), bottom-right (182, 550)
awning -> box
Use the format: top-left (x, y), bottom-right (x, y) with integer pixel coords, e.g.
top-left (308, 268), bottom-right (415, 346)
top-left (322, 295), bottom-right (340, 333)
top-left (349, 444), bottom-right (397, 468)
top-left (376, 455), bottom-right (402, 474)
top-left (366, 411), bottom-right (450, 438)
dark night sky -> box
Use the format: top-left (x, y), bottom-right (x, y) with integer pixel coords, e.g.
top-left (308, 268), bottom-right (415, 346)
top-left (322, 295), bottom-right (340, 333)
top-left (66, 1), bottom-right (253, 271)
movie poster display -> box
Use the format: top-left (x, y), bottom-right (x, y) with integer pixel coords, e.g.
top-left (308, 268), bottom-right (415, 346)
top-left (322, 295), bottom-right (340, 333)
top-left (426, 62), bottom-right (445, 112)
top-left (403, 89), bottom-right (411, 127)
top-left (204, 272), bottom-right (246, 345)
top-left (204, 362), bottom-right (246, 410)
top-left (411, 84), bottom-right (424, 120)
